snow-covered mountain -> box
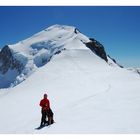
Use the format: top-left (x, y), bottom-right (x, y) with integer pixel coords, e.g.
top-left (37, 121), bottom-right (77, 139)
top-left (0, 25), bottom-right (140, 134)
top-left (0, 25), bottom-right (111, 88)
top-left (127, 68), bottom-right (140, 75)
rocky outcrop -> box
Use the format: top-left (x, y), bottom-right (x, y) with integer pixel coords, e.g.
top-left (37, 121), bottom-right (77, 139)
top-left (107, 55), bottom-right (123, 68)
top-left (137, 69), bottom-right (140, 75)
top-left (0, 45), bottom-right (23, 74)
top-left (85, 38), bottom-right (108, 62)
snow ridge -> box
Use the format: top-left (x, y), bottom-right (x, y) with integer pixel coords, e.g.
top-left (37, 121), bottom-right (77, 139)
top-left (0, 25), bottom-right (111, 88)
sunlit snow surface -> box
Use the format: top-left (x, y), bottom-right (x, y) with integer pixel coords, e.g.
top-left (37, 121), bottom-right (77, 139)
top-left (0, 25), bottom-right (140, 133)
top-left (0, 49), bottom-right (140, 133)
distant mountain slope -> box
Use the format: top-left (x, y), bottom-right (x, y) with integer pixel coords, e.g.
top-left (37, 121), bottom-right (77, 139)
top-left (0, 25), bottom-right (113, 88)
top-left (127, 68), bottom-right (140, 75)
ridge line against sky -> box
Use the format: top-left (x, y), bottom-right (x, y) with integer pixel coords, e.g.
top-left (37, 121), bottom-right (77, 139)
top-left (0, 6), bottom-right (140, 67)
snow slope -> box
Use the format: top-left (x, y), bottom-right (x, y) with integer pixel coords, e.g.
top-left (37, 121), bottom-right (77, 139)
top-left (0, 24), bottom-right (140, 133)
top-left (0, 48), bottom-right (140, 133)
top-left (0, 25), bottom-right (91, 88)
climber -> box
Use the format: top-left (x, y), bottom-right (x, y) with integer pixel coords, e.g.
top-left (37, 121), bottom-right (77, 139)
top-left (39, 93), bottom-right (54, 127)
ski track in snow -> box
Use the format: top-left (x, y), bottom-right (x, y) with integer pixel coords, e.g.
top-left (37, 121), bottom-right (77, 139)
top-left (63, 84), bottom-right (111, 110)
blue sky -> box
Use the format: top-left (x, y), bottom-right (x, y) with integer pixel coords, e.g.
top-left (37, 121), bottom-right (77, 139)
top-left (0, 6), bottom-right (140, 67)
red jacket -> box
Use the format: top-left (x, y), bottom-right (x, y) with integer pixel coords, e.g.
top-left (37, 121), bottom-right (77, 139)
top-left (40, 98), bottom-right (50, 111)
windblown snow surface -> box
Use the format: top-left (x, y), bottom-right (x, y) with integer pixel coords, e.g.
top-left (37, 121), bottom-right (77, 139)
top-left (0, 25), bottom-right (140, 134)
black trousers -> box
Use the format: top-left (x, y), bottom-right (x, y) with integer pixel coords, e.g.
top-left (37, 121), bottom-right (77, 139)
top-left (40, 109), bottom-right (54, 126)
top-left (41, 110), bottom-right (47, 126)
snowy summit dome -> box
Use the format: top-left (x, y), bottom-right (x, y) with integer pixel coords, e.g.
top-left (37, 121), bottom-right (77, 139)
top-left (0, 24), bottom-right (109, 88)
